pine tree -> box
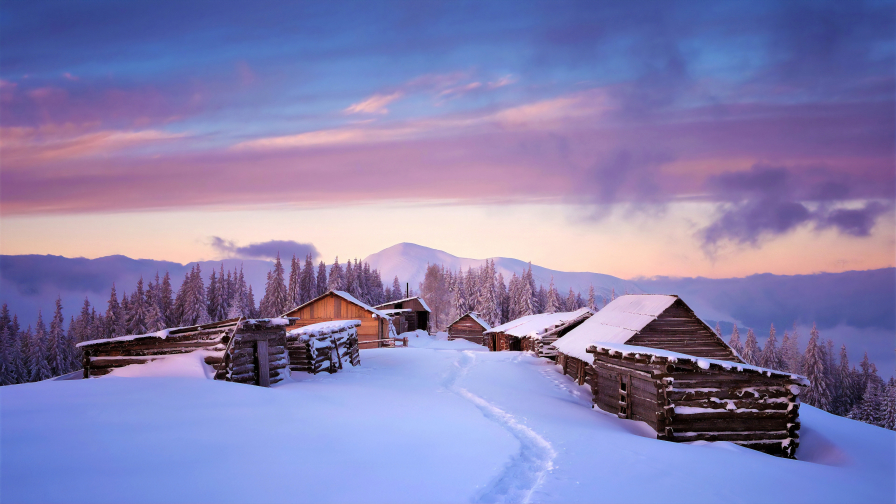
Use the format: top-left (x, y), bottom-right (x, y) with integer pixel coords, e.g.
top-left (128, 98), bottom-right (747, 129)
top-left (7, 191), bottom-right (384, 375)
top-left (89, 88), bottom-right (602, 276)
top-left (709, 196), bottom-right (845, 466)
top-left (610, 287), bottom-right (616, 301)
top-left (6, 324), bottom-right (25, 384)
top-left (316, 261), bottom-right (328, 297)
top-left (301, 254), bottom-right (316, 303)
top-left (496, 272), bottom-right (508, 324)
top-left (106, 283), bottom-right (124, 338)
top-left (587, 285), bottom-right (596, 311)
top-left (785, 326), bottom-right (803, 374)
top-left (545, 277), bottom-right (559, 313)
top-left (328, 257), bottom-right (344, 291)
top-left (0, 326), bottom-right (12, 385)
top-left (47, 297), bottom-right (67, 375)
top-left (728, 324), bottom-right (743, 357)
top-left (565, 288), bottom-right (577, 312)
top-left (212, 266), bottom-right (228, 321)
top-left (833, 345), bottom-right (854, 415)
top-left (159, 272), bottom-right (174, 326)
top-left (227, 276), bottom-right (246, 319)
top-left (29, 314), bottom-right (52, 382)
top-left (883, 380), bottom-right (896, 430)
top-left (260, 253), bottom-right (288, 317)
top-left (246, 284), bottom-right (257, 318)
top-left (206, 269), bottom-right (218, 320)
top-left (128, 277), bottom-right (148, 335)
top-left (742, 328), bottom-right (760, 366)
top-left (849, 378), bottom-right (885, 426)
top-left (758, 324), bottom-right (784, 371)
top-left (802, 324), bottom-right (831, 411)
top-left (480, 260), bottom-right (500, 326)
top-left (714, 322), bottom-right (722, 339)
top-left (391, 276), bottom-right (403, 302)
top-left (145, 280), bottom-right (166, 332)
top-left (290, 255), bottom-right (300, 306)
top-left (535, 285), bottom-right (548, 314)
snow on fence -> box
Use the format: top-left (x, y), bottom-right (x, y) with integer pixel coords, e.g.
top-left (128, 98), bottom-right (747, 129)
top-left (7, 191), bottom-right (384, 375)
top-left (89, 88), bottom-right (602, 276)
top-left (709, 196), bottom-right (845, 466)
top-left (286, 320), bottom-right (362, 374)
top-left (586, 342), bottom-right (807, 458)
top-left (77, 318), bottom-right (291, 387)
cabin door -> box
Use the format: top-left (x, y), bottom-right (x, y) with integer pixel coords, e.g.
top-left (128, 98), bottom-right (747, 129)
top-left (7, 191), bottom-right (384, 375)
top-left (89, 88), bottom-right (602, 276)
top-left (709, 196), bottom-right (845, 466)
top-left (618, 374), bottom-right (631, 419)
top-left (417, 312), bottom-right (428, 332)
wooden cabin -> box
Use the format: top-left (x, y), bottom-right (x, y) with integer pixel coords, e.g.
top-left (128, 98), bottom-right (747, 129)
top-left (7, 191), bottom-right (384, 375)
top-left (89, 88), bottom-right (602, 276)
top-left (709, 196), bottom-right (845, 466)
top-left (552, 294), bottom-right (805, 458)
top-left (287, 320), bottom-right (361, 374)
top-left (76, 318), bottom-right (291, 387)
top-left (282, 290), bottom-right (395, 349)
top-left (587, 342), bottom-right (805, 458)
top-left (375, 296), bottom-right (431, 334)
top-left (447, 312), bottom-right (491, 345)
top-left (484, 308), bottom-right (593, 357)
top-left (552, 295), bottom-right (742, 386)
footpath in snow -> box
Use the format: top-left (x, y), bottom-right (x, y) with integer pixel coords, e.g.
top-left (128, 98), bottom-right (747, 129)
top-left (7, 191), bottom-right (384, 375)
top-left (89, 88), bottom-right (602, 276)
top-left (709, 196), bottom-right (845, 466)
top-left (1, 333), bottom-right (893, 504)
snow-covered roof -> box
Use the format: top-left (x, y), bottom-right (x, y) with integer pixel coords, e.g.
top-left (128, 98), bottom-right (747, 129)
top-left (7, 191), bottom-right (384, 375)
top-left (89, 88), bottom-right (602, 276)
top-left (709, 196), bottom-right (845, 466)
top-left (287, 320), bottom-right (361, 338)
top-left (375, 296), bottom-right (431, 313)
top-left (448, 311), bottom-right (491, 331)
top-left (75, 317), bottom-right (289, 348)
top-left (588, 341), bottom-right (809, 385)
top-left (485, 308), bottom-right (593, 339)
top-left (283, 290), bottom-right (390, 318)
top-left (552, 295), bottom-right (678, 361)
top-left (380, 309), bottom-right (412, 315)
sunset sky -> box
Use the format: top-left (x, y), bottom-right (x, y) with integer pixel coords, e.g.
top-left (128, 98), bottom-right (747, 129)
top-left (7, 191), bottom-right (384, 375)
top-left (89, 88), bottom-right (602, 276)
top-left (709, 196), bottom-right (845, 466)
top-left (1, 1), bottom-right (893, 279)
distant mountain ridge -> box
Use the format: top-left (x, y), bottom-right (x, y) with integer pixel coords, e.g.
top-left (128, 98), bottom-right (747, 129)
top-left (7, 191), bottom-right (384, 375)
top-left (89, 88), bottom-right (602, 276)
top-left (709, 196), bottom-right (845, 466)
top-left (363, 242), bottom-right (640, 299)
top-left (2, 244), bottom-right (893, 375)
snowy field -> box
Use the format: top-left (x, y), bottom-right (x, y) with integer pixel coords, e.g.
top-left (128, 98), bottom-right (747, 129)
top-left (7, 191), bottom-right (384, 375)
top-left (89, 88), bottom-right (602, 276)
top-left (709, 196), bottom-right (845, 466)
top-left (2, 333), bottom-right (894, 504)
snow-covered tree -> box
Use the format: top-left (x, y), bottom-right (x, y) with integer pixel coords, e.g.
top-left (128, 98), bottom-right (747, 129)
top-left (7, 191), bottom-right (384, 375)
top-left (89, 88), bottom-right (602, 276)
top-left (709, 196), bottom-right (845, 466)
top-left (758, 324), bottom-right (784, 371)
top-left (545, 277), bottom-right (560, 314)
top-left (849, 378), bottom-right (885, 426)
top-left (328, 257), bottom-right (344, 291)
top-left (728, 324), bottom-right (743, 357)
top-left (29, 315), bottom-right (52, 382)
top-left (565, 288), bottom-right (577, 312)
top-left (300, 254), bottom-right (316, 303)
top-left (288, 255), bottom-right (300, 308)
top-left (159, 272), bottom-right (174, 326)
top-left (391, 276), bottom-right (403, 302)
top-left (783, 327), bottom-right (803, 375)
top-left (587, 285), bottom-right (596, 311)
top-left (742, 328), bottom-right (760, 366)
top-left (47, 297), bottom-right (67, 376)
top-left (106, 283), bottom-right (124, 338)
top-left (316, 261), bottom-right (328, 297)
top-left (802, 324), bottom-right (831, 411)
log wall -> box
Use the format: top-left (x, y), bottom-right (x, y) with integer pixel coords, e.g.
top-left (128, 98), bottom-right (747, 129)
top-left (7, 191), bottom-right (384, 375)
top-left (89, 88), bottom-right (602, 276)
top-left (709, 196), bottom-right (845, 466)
top-left (447, 315), bottom-right (487, 345)
top-left (286, 321), bottom-right (361, 374)
top-left (587, 348), bottom-right (801, 458)
top-left (80, 319), bottom-right (290, 387)
top-left (284, 293), bottom-right (389, 349)
top-left (626, 299), bottom-right (742, 362)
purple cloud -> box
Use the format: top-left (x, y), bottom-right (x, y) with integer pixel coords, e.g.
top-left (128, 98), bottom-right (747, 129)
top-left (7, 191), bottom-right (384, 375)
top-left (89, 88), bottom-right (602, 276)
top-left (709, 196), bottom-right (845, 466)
top-left (210, 237), bottom-right (318, 261)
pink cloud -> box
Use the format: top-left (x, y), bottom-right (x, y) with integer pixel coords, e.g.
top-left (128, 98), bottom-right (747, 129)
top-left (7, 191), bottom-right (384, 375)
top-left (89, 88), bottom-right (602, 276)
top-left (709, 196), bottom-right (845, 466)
top-left (63, 72), bottom-right (79, 81)
top-left (344, 91), bottom-right (404, 114)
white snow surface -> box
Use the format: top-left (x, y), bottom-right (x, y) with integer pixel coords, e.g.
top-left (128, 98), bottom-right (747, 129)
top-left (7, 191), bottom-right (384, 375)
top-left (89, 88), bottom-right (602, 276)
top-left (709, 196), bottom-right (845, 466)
top-left (552, 294), bottom-right (678, 361)
top-left (2, 341), bottom-right (893, 503)
top-left (486, 308), bottom-right (592, 339)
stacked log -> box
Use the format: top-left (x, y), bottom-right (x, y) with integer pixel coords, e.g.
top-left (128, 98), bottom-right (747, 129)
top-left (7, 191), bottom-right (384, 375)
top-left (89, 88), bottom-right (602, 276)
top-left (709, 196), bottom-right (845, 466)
top-left (586, 344), bottom-right (806, 459)
top-left (79, 318), bottom-right (291, 387)
top-left (286, 320), bottom-right (362, 374)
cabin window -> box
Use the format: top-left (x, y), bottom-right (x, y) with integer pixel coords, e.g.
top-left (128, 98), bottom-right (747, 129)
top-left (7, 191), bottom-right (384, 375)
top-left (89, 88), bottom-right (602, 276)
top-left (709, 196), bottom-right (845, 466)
top-left (620, 382), bottom-right (627, 392)
top-left (395, 302), bottom-right (403, 309)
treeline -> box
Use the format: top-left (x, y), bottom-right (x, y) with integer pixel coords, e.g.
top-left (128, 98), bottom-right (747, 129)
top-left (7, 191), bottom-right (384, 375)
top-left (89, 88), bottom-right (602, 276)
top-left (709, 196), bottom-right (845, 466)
top-left (419, 260), bottom-right (612, 331)
top-left (0, 253), bottom-right (397, 386)
top-left (721, 322), bottom-right (896, 430)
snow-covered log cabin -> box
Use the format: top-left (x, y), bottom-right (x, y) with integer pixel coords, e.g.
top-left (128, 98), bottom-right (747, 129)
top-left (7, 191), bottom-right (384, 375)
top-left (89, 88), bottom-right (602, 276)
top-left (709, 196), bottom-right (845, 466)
top-left (447, 312), bottom-right (491, 345)
top-left (484, 307), bottom-right (593, 357)
top-left (77, 318), bottom-right (291, 386)
top-left (375, 296), bottom-right (431, 334)
top-left (282, 290), bottom-right (395, 349)
top-left (552, 294), bottom-right (806, 458)
top-left (286, 320), bottom-right (361, 374)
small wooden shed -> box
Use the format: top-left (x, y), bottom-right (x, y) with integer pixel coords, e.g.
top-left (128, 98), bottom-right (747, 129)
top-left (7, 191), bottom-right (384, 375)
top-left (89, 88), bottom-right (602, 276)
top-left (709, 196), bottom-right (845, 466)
top-left (287, 320), bottom-right (361, 374)
top-left (447, 312), bottom-right (491, 345)
top-left (484, 308), bottom-right (593, 357)
top-left (282, 290), bottom-right (395, 349)
top-left (586, 342), bottom-right (805, 458)
top-left (77, 318), bottom-right (291, 387)
top-left (552, 294), bottom-right (805, 458)
top-left (375, 296), bottom-right (431, 334)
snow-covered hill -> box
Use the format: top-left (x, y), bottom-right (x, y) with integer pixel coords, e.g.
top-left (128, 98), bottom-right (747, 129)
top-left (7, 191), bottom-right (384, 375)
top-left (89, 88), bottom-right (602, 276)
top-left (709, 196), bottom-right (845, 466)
top-left (1, 340), bottom-right (893, 503)
top-left (364, 242), bottom-right (641, 298)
